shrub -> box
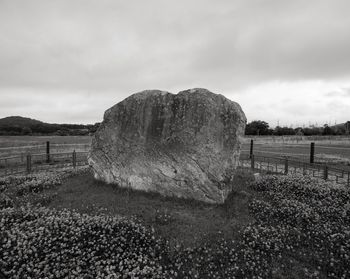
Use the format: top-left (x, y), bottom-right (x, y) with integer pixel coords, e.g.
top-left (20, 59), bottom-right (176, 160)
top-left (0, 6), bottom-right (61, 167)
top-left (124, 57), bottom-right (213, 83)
top-left (0, 206), bottom-right (170, 278)
top-left (248, 175), bottom-right (350, 278)
top-left (0, 193), bottom-right (13, 209)
top-left (1, 171), bottom-right (349, 278)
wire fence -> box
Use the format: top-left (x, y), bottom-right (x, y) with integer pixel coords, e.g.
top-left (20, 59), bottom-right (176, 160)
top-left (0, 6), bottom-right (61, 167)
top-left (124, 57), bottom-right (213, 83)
top-left (0, 146), bottom-right (349, 188)
top-left (0, 151), bottom-right (89, 177)
top-left (242, 135), bottom-right (350, 145)
top-left (239, 153), bottom-right (350, 187)
top-left (0, 143), bottom-right (90, 157)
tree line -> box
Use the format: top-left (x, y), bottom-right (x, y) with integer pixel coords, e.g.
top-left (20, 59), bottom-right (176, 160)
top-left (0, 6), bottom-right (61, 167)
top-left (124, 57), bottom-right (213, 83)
top-left (0, 123), bottom-right (101, 136)
top-left (245, 120), bottom-right (350, 136)
top-left (1, 116), bottom-right (348, 137)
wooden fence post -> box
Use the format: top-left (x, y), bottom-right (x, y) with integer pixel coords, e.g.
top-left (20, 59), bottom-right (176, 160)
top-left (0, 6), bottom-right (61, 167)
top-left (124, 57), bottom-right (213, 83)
top-left (249, 139), bottom-right (254, 159)
top-left (26, 154), bottom-right (32, 174)
top-left (72, 150), bottom-right (77, 169)
top-left (323, 165), bottom-right (328, 181)
top-left (284, 158), bottom-right (289, 175)
top-left (251, 154), bottom-right (255, 169)
top-left (310, 142), bottom-right (315, 164)
top-left (46, 141), bottom-right (50, 163)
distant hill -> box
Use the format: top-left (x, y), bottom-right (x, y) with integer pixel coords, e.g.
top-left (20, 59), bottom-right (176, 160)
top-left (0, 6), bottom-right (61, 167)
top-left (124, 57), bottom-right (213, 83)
top-left (0, 116), bottom-right (100, 136)
top-left (0, 116), bottom-right (43, 127)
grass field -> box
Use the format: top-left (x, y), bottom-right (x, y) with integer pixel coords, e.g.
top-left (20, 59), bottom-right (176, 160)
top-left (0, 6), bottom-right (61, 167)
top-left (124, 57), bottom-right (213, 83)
top-left (0, 136), bottom-right (91, 157)
top-left (0, 135), bottom-right (91, 147)
top-left (243, 135), bottom-right (350, 145)
top-left (1, 135), bottom-right (350, 168)
top-left (242, 142), bottom-right (350, 165)
top-left (242, 136), bottom-right (350, 167)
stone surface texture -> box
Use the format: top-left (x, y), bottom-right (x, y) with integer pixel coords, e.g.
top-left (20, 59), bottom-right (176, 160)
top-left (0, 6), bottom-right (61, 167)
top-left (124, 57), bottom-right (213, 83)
top-left (88, 88), bottom-right (246, 203)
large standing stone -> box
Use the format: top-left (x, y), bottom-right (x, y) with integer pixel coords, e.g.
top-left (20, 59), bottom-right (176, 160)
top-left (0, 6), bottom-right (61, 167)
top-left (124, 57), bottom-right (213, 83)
top-left (88, 88), bottom-right (246, 203)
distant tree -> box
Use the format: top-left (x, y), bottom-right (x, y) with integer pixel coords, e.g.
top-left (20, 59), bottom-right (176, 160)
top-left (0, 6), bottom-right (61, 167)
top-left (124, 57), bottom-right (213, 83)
top-left (245, 121), bottom-right (272, 135)
top-left (323, 124), bottom-right (334, 135)
top-left (346, 121), bottom-right (350, 135)
top-left (274, 126), bottom-right (296, 136)
top-left (21, 127), bottom-right (32, 135)
top-left (303, 127), bottom-right (322, 136)
top-left (0, 125), bottom-right (22, 135)
top-left (55, 130), bottom-right (69, 136)
top-left (333, 126), bottom-right (345, 135)
top-left (294, 127), bottom-right (304, 136)
top-left (88, 123), bottom-right (101, 134)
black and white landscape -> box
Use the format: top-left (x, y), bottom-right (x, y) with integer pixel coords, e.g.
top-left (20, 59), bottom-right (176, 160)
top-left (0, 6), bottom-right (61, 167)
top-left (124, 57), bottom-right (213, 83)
top-left (0, 1), bottom-right (350, 278)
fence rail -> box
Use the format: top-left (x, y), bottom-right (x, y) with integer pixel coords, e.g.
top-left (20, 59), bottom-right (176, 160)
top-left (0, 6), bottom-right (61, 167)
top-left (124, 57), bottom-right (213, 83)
top-left (0, 142), bottom-right (90, 158)
top-left (239, 153), bottom-right (350, 187)
top-left (0, 151), bottom-right (89, 177)
top-left (1, 148), bottom-right (349, 187)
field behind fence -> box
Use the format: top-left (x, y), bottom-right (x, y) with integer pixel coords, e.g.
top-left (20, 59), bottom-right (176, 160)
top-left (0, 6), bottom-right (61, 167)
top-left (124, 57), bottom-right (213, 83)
top-left (0, 139), bottom-right (90, 177)
top-left (0, 135), bottom-right (91, 157)
top-left (239, 152), bottom-right (350, 187)
top-left (241, 137), bottom-right (350, 167)
top-left (242, 135), bottom-right (350, 145)
top-left (2, 149), bottom-right (349, 188)
top-left (0, 143), bottom-right (90, 157)
top-left (0, 151), bottom-right (89, 177)
top-left (0, 136), bottom-right (349, 187)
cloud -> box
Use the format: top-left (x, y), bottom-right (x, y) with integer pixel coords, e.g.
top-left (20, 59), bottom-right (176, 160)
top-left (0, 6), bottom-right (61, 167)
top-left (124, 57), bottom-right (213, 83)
top-left (230, 80), bottom-right (350, 127)
top-left (189, 1), bottom-right (350, 88)
top-left (0, 0), bottom-right (349, 123)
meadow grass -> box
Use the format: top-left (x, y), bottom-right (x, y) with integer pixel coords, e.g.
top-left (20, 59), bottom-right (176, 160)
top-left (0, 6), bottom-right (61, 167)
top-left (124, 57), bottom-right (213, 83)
top-left (0, 135), bottom-right (91, 147)
top-left (1, 135), bottom-right (350, 168)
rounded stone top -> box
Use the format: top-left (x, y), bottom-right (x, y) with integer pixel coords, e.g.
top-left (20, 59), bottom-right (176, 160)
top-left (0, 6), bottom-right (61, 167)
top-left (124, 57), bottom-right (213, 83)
top-left (124, 88), bottom-right (229, 105)
top-left (127, 90), bottom-right (172, 101)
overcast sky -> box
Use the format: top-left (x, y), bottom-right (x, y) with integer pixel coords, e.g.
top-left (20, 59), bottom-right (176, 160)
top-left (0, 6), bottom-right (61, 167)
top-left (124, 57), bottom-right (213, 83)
top-left (1, 0), bottom-right (350, 127)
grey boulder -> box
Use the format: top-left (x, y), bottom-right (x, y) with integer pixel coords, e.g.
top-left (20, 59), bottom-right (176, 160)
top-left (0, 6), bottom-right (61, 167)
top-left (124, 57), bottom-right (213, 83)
top-left (88, 88), bottom-right (246, 203)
